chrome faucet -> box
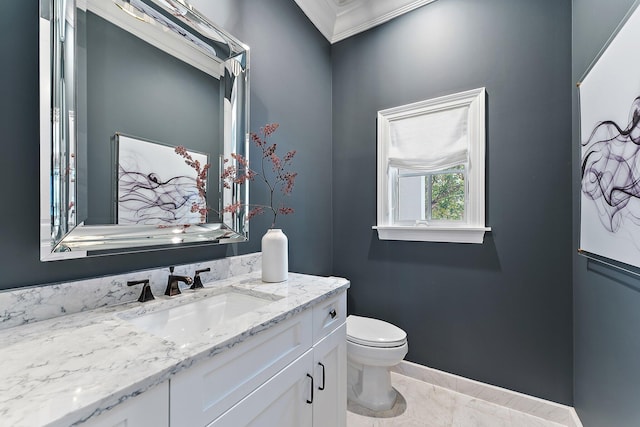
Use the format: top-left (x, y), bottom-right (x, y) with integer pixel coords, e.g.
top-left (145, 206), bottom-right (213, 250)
top-left (164, 267), bottom-right (193, 296)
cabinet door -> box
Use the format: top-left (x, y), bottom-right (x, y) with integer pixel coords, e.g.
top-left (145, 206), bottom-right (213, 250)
top-left (208, 350), bottom-right (314, 427)
top-left (313, 323), bottom-right (346, 427)
top-left (171, 310), bottom-right (312, 426)
top-left (84, 381), bottom-right (168, 427)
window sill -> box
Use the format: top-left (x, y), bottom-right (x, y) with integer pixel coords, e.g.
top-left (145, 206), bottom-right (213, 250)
top-left (373, 225), bottom-right (491, 244)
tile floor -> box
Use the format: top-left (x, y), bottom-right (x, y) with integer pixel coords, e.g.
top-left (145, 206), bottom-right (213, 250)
top-left (347, 372), bottom-right (567, 427)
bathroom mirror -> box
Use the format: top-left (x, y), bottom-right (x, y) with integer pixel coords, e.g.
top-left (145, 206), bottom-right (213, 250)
top-left (39, 0), bottom-right (249, 261)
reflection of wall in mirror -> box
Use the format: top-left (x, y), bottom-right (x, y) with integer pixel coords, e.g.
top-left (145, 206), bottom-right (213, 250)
top-left (82, 10), bottom-right (221, 225)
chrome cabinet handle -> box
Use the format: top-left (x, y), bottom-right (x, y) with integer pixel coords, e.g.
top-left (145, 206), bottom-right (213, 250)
top-left (318, 362), bottom-right (326, 391)
top-left (306, 373), bottom-right (314, 404)
top-left (329, 309), bottom-right (337, 319)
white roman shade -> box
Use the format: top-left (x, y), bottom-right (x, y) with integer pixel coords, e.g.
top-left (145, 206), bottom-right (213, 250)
top-left (388, 105), bottom-right (469, 171)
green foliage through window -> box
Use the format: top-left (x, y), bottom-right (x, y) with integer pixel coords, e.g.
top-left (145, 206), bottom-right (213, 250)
top-left (429, 171), bottom-right (465, 221)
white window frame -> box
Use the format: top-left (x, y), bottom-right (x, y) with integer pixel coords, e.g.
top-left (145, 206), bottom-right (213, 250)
top-left (373, 88), bottom-right (491, 244)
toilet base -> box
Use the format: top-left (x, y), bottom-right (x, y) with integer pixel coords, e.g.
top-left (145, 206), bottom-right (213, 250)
top-left (347, 361), bottom-right (398, 411)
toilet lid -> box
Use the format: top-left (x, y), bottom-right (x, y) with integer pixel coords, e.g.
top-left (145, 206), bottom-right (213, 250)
top-left (347, 315), bottom-right (407, 348)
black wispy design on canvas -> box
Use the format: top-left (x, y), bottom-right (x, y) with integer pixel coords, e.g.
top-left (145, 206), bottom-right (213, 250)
top-left (581, 96), bottom-right (640, 233)
top-left (118, 164), bottom-right (199, 224)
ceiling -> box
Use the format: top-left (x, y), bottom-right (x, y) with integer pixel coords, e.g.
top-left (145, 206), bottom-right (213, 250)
top-left (293, 0), bottom-right (438, 44)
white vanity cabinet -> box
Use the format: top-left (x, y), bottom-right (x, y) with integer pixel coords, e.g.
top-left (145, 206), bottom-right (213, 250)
top-left (208, 350), bottom-right (314, 427)
top-left (84, 381), bottom-right (169, 427)
top-left (313, 323), bottom-right (347, 427)
top-left (170, 291), bottom-right (347, 427)
top-left (0, 271), bottom-right (350, 427)
top-left (311, 293), bottom-right (347, 427)
top-left (210, 327), bottom-right (347, 427)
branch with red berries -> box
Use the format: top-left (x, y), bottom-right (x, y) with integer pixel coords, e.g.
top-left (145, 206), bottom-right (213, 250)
top-left (175, 123), bottom-right (296, 228)
top-left (221, 123), bottom-right (297, 228)
top-left (175, 145), bottom-right (211, 223)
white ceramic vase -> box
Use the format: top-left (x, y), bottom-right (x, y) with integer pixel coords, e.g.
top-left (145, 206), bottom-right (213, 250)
top-left (261, 228), bottom-right (288, 282)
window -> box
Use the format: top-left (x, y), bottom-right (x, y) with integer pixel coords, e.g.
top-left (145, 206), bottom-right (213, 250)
top-left (396, 165), bottom-right (466, 223)
top-left (374, 88), bottom-right (490, 243)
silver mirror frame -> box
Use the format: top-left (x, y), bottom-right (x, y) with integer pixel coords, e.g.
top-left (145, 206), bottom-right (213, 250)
top-left (39, 0), bottom-right (250, 260)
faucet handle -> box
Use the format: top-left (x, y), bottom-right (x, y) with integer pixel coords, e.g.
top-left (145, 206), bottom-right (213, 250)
top-left (127, 279), bottom-right (155, 303)
top-left (190, 268), bottom-right (211, 290)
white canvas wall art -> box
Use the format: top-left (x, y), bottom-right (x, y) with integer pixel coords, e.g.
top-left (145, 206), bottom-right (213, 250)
top-left (117, 134), bottom-right (208, 225)
top-left (579, 4), bottom-right (640, 268)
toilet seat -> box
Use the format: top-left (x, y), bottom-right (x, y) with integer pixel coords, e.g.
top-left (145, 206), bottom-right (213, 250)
top-left (347, 315), bottom-right (407, 348)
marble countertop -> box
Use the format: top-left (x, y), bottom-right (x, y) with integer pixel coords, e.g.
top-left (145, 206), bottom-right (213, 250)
top-left (0, 272), bottom-right (349, 427)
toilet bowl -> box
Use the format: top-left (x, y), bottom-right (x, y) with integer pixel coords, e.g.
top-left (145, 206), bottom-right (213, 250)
top-left (346, 315), bottom-right (408, 411)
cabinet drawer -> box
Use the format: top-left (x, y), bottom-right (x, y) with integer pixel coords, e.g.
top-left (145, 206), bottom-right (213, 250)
top-left (170, 309), bottom-right (312, 426)
top-left (312, 291), bottom-right (346, 344)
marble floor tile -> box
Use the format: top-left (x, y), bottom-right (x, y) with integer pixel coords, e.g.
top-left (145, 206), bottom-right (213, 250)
top-left (509, 409), bottom-right (567, 427)
top-left (347, 373), bottom-right (568, 427)
top-left (451, 393), bottom-right (511, 427)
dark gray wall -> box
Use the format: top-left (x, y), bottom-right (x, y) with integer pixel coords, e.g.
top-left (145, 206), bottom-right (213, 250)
top-left (208, 0), bottom-right (334, 275)
top-left (85, 11), bottom-right (221, 224)
top-left (0, 0), bottom-right (331, 290)
top-left (332, 0), bottom-right (573, 404)
top-left (572, 0), bottom-right (640, 425)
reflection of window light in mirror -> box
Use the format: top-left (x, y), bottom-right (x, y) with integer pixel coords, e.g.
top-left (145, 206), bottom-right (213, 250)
top-left (374, 88), bottom-right (490, 243)
top-left (114, 2), bottom-right (151, 23)
top-left (156, 0), bottom-right (190, 16)
top-left (155, 0), bottom-right (228, 44)
top-left (111, 0), bottom-right (219, 59)
top-left (227, 58), bottom-right (243, 77)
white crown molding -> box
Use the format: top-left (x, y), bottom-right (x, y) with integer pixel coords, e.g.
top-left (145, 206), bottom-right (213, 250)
top-left (294, 0), bottom-right (438, 44)
top-left (293, 0), bottom-right (337, 41)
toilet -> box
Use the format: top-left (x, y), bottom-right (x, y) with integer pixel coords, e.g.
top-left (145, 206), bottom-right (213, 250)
top-left (346, 315), bottom-right (408, 411)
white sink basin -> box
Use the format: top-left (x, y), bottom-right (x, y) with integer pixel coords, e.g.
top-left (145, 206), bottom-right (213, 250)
top-left (123, 289), bottom-right (278, 346)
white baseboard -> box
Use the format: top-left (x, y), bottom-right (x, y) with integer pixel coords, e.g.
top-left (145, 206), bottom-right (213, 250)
top-left (392, 361), bottom-right (583, 427)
